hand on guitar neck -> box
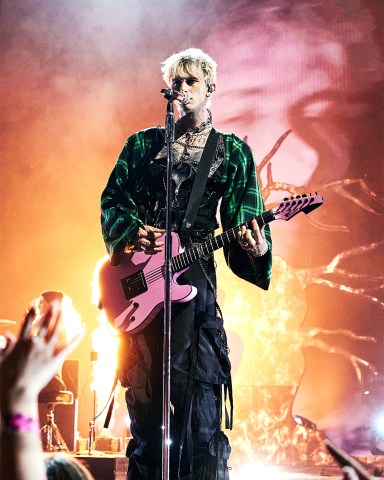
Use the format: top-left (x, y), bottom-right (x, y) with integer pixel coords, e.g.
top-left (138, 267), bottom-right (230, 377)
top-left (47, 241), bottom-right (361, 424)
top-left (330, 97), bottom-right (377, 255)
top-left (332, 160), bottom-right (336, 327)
top-left (125, 225), bottom-right (165, 255)
top-left (237, 218), bottom-right (268, 256)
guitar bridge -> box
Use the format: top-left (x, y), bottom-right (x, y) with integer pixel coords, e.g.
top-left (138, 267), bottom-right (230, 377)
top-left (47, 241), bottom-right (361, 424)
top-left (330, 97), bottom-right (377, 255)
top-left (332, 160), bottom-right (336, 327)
top-left (121, 270), bottom-right (148, 300)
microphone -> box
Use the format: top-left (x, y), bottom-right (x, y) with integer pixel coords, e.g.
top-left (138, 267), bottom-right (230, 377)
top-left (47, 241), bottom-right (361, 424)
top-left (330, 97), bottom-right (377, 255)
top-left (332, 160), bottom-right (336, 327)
top-left (161, 89), bottom-right (190, 105)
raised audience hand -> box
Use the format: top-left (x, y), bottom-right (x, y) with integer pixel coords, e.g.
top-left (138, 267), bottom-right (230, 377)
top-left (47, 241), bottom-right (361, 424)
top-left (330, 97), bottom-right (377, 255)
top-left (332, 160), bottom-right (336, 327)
top-left (0, 301), bottom-right (83, 415)
top-left (0, 300), bottom-right (84, 480)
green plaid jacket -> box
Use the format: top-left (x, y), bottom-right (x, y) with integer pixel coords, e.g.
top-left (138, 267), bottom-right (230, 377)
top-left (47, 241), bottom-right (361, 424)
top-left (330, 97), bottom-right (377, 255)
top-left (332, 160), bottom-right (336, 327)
top-left (101, 127), bottom-right (272, 290)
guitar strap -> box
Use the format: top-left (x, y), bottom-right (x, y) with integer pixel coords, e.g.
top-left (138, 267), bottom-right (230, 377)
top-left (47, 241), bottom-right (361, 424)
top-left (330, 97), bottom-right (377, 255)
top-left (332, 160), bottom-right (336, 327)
top-left (102, 368), bottom-right (119, 428)
top-left (180, 128), bottom-right (221, 240)
top-left (177, 129), bottom-right (233, 476)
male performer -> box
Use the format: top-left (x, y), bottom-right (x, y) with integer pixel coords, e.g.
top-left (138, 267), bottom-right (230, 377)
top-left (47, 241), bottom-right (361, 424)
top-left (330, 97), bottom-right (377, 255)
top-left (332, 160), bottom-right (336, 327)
top-left (100, 48), bottom-right (272, 479)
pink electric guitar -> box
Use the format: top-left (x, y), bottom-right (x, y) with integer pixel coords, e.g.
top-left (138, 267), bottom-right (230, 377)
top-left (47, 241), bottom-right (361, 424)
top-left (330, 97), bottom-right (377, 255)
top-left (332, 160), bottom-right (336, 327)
top-left (98, 193), bottom-right (323, 333)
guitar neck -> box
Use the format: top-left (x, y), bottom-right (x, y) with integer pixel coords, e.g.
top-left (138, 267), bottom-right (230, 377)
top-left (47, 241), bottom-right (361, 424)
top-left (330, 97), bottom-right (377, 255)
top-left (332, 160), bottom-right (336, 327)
top-left (172, 209), bottom-right (275, 273)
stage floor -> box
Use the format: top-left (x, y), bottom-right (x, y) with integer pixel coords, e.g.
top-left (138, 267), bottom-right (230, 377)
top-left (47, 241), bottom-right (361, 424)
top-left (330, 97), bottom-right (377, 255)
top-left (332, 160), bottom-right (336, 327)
top-left (75, 454), bottom-right (345, 480)
top-left (75, 453), bottom-right (384, 479)
top-left (228, 465), bottom-right (343, 479)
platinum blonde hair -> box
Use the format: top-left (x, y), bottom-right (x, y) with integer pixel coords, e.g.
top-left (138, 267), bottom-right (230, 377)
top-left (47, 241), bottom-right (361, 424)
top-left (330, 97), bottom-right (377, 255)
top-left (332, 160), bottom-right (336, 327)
top-left (161, 48), bottom-right (217, 87)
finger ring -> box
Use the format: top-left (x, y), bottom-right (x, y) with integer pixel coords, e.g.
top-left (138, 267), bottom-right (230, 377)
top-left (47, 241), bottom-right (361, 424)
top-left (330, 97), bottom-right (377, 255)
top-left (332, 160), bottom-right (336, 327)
top-left (242, 241), bottom-right (248, 247)
top-left (140, 245), bottom-right (146, 252)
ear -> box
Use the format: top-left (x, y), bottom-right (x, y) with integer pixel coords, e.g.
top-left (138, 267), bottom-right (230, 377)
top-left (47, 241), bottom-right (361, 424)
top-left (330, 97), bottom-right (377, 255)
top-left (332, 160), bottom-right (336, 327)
top-left (206, 83), bottom-right (216, 95)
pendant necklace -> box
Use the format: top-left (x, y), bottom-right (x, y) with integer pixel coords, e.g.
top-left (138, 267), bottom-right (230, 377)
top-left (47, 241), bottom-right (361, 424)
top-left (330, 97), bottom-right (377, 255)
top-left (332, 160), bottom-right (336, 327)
top-left (175, 111), bottom-right (212, 163)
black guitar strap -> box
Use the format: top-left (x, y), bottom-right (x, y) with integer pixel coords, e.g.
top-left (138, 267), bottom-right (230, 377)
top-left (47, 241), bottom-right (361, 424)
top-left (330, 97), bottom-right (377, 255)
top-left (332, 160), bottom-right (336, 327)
top-left (102, 368), bottom-right (119, 428)
top-left (180, 128), bottom-right (221, 240)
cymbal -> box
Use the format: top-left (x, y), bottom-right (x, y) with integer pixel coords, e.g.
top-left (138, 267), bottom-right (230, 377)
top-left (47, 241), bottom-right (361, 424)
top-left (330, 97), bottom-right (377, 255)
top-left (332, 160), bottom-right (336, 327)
top-left (0, 319), bottom-right (17, 325)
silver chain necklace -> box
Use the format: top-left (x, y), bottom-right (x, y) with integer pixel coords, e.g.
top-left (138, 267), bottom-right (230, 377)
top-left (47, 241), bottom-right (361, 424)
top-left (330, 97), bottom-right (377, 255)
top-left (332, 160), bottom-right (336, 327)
top-left (174, 111), bottom-right (212, 162)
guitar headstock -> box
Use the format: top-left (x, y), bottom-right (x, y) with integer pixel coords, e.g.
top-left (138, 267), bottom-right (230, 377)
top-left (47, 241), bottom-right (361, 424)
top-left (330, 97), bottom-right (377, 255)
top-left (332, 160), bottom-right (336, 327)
top-left (272, 193), bottom-right (324, 222)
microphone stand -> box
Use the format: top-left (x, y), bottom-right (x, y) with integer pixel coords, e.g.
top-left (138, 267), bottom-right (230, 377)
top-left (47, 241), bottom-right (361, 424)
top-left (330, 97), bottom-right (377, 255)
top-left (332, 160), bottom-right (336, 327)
top-left (161, 89), bottom-right (175, 480)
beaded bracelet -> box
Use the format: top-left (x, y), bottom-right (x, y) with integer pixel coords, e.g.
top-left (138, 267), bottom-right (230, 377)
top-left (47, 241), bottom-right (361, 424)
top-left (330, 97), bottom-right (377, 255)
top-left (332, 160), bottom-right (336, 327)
top-left (1, 413), bottom-right (40, 436)
top-left (248, 238), bottom-right (269, 257)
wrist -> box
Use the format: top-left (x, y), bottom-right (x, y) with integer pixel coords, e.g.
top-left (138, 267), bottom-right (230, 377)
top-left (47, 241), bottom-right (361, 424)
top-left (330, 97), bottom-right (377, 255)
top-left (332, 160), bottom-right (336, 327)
top-left (1, 387), bottom-right (39, 418)
top-left (248, 237), bottom-right (269, 257)
top-left (1, 412), bottom-right (40, 436)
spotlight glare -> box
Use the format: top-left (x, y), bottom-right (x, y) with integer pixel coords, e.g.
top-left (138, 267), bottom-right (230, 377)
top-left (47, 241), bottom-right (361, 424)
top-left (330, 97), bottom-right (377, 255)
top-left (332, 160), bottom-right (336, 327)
top-left (124, 415), bottom-right (131, 429)
top-left (374, 414), bottom-right (384, 436)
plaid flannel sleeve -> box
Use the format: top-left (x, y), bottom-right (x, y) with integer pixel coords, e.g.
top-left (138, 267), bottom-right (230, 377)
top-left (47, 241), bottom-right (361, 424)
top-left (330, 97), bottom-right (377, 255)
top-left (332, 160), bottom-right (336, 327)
top-left (100, 132), bottom-right (149, 264)
top-left (220, 134), bottom-right (272, 290)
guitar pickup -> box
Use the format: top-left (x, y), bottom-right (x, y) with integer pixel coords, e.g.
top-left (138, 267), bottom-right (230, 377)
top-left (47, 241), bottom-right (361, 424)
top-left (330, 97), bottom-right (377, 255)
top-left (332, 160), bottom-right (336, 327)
top-left (121, 270), bottom-right (148, 300)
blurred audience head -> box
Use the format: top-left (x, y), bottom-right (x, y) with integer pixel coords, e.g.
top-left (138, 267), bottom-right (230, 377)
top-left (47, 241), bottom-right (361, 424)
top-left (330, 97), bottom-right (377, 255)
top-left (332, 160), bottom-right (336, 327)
top-left (44, 453), bottom-right (94, 480)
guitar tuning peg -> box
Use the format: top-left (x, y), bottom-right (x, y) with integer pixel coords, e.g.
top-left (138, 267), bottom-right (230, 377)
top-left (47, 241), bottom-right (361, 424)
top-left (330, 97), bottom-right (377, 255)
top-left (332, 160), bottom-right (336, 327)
top-left (295, 195), bottom-right (301, 199)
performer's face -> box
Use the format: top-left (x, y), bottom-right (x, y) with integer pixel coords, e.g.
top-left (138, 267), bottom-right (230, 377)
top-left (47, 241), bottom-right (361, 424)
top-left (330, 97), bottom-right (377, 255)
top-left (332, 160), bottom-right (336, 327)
top-left (171, 67), bottom-right (212, 113)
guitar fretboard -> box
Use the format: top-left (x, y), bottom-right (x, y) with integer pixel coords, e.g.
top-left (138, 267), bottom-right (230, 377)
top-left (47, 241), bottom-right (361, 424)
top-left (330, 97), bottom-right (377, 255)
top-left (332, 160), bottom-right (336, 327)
top-left (171, 209), bottom-right (275, 272)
